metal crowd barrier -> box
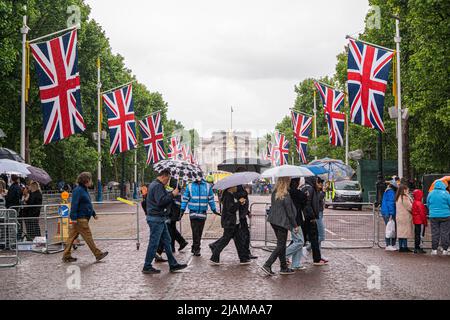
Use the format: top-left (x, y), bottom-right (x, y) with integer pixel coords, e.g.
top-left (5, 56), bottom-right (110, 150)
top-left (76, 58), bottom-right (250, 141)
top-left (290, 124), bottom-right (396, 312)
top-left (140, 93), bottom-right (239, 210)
top-left (0, 209), bottom-right (19, 267)
top-left (249, 202), bottom-right (377, 251)
top-left (10, 201), bottom-right (141, 253)
top-left (177, 200), bottom-right (222, 240)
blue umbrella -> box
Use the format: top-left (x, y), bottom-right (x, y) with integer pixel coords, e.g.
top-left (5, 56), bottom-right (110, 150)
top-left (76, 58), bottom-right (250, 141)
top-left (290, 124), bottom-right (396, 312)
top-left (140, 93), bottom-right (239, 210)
top-left (301, 165), bottom-right (328, 175)
top-left (309, 158), bottom-right (354, 181)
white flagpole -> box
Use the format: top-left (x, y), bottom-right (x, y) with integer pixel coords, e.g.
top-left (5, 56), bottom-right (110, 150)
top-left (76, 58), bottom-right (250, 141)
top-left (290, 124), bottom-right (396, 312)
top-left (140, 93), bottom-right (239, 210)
top-left (20, 15), bottom-right (29, 162)
top-left (133, 149), bottom-right (138, 199)
top-left (394, 16), bottom-right (403, 179)
top-left (345, 82), bottom-right (350, 165)
top-left (313, 90), bottom-right (318, 160)
top-left (96, 57), bottom-right (103, 202)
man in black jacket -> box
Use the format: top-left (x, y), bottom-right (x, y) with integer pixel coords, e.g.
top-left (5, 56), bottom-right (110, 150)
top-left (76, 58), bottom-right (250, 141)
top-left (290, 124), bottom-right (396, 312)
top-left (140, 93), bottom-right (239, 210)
top-left (301, 176), bottom-right (328, 266)
top-left (209, 187), bottom-right (250, 265)
top-left (5, 174), bottom-right (22, 209)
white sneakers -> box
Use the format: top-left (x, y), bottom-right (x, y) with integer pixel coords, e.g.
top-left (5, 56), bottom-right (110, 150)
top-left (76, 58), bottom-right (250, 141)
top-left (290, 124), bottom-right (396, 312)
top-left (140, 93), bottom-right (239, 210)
top-left (385, 246), bottom-right (397, 251)
top-left (443, 250), bottom-right (449, 256)
top-left (431, 250), bottom-right (438, 255)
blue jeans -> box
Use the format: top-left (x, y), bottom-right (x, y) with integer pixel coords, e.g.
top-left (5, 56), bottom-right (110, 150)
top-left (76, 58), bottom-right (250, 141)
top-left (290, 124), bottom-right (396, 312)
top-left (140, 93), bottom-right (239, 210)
top-left (383, 215), bottom-right (397, 247)
top-left (286, 227), bottom-right (304, 268)
top-left (144, 215), bottom-right (178, 269)
top-left (317, 211), bottom-right (325, 246)
top-left (398, 238), bottom-right (408, 249)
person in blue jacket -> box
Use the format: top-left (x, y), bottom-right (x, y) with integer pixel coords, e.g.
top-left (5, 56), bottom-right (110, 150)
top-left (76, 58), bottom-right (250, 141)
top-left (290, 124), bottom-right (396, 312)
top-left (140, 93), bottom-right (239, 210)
top-left (181, 178), bottom-right (218, 256)
top-left (427, 180), bottom-right (450, 256)
top-left (381, 179), bottom-right (398, 251)
top-left (63, 172), bottom-right (108, 263)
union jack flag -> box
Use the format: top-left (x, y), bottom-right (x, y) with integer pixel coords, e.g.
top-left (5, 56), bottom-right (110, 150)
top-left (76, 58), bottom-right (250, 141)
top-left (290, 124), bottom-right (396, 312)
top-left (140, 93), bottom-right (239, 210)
top-left (272, 131), bottom-right (290, 166)
top-left (30, 29), bottom-right (86, 144)
top-left (347, 39), bottom-right (394, 132)
top-left (291, 111), bottom-right (312, 164)
top-left (314, 82), bottom-right (345, 147)
top-left (138, 112), bottom-right (165, 165)
top-left (181, 143), bottom-right (195, 164)
top-left (102, 84), bottom-right (137, 154)
top-left (168, 136), bottom-right (184, 160)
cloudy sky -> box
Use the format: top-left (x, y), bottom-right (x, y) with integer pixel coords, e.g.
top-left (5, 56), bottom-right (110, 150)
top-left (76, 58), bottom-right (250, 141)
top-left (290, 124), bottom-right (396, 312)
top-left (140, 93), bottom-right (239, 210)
top-left (85, 0), bottom-right (369, 137)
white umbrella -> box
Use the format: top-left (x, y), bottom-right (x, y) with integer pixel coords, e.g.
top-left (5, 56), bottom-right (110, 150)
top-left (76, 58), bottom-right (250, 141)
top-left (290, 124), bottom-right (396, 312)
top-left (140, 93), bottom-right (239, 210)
top-left (213, 172), bottom-right (261, 190)
top-left (261, 165), bottom-right (314, 179)
top-left (0, 159), bottom-right (31, 176)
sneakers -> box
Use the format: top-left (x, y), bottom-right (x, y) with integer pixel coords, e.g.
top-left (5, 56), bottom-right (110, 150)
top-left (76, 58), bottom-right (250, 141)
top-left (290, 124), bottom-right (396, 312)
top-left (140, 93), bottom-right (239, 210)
top-left (293, 266), bottom-right (307, 271)
top-left (431, 250), bottom-right (438, 255)
top-left (179, 242), bottom-right (188, 252)
top-left (96, 251), bottom-right (109, 262)
top-left (209, 259), bottom-right (221, 266)
top-left (142, 267), bottom-right (161, 274)
top-left (313, 259), bottom-right (329, 266)
top-left (260, 265), bottom-right (275, 276)
top-left (239, 260), bottom-right (251, 265)
top-left (386, 246), bottom-right (397, 251)
top-left (279, 268), bottom-right (295, 275)
top-left (443, 250), bottom-right (449, 256)
top-left (170, 263), bottom-right (188, 273)
top-left (62, 256), bottom-right (77, 263)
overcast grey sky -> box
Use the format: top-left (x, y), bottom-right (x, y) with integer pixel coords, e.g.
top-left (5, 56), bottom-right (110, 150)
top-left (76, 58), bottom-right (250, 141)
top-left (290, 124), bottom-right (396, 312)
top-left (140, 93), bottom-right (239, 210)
top-left (85, 0), bottom-right (369, 137)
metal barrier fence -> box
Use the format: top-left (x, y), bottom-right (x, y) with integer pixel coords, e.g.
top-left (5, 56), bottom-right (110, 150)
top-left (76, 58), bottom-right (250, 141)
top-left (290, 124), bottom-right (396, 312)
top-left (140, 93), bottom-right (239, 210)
top-left (42, 191), bottom-right (122, 204)
top-left (249, 202), bottom-right (377, 251)
top-left (10, 201), bottom-right (141, 254)
top-left (0, 209), bottom-right (19, 267)
top-left (177, 201), bottom-right (222, 240)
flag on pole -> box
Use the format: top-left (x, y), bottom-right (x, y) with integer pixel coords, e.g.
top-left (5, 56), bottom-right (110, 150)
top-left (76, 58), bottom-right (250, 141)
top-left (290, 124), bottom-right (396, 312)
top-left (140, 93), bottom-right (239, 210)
top-left (272, 131), bottom-right (290, 166)
top-left (102, 84), bottom-right (137, 154)
top-left (168, 136), bottom-right (184, 160)
top-left (291, 111), bottom-right (312, 164)
top-left (347, 39), bottom-right (394, 132)
top-left (314, 81), bottom-right (346, 147)
top-left (30, 29), bottom-right (86, 144)
top-left (138, 112), bottom-right (165, 165)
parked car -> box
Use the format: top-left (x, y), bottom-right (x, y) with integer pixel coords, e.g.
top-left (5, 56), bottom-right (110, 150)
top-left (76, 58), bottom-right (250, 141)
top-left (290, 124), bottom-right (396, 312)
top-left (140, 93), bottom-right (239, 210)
top-left (326, 180), bottom-right (363, 210)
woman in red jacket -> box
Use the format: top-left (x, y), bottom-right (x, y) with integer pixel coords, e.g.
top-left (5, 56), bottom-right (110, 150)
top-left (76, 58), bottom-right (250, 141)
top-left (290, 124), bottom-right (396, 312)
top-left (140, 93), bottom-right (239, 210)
top-left (412, 189), bottom-right (428, 254)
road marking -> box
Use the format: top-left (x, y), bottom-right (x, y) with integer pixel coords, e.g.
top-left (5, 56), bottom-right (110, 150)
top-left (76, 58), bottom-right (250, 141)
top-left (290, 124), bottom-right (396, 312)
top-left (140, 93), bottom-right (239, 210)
top-left (325, 228), bottom-right (337, 236)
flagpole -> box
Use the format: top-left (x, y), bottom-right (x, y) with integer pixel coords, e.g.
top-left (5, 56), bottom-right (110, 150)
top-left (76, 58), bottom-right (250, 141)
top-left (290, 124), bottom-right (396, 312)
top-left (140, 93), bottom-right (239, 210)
top-left (96, 57), bottom-right (103, 202)
top-left (20, 14), bottom-right (29, 162)
top-left (230, 106), bottom-right (233, 131)
top-left (313, 90), bottom-right (318, 160)
top-left (101, 80), bottom-right (135, 95)
top-left (345, 35), bottom-right (395, 53)
top-left (133, 149), bottom-right (138, 199)
top-left (28, 26), bottom-right (77, 44)
top-left (394, 16), bottom-right (403, 179)
top-left (345, 83), bottom-right (349, 165)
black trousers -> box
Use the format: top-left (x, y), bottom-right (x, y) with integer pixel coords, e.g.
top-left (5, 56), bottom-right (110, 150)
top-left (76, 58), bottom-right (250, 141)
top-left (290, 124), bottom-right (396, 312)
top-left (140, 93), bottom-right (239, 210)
top-left (264, 224), bottom-right (288, 269)
top-left (414, 224), bottom-right (425, 249)
top-left (211, 224), bottom-right (249, 261)
top-left (304, 219), bottom-right (322, 263)
top-left (190, 219), bottom-right (206, 252)
top-left (168, 220), bottom-right (186, 250)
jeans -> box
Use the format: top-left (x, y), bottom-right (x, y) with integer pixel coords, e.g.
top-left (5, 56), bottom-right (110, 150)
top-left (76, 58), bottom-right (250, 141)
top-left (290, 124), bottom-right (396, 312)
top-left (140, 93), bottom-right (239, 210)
top-left (144, 215), bottom-right (178, 269)
top-left (430, 217), bottom-right (450, 251)
top-left (383, 215), bottom-right (397, 247)
top-left (304, 218), bottom-right (322, 263)
top-left (398, 238), bottom-right (408, 249)
top-left (211, 224), bottom-right (248, 262)
top-left (190, 218), bottom-right (206, 253)
top-left (264, 224), bottom-right (288, 269)
top-left (317, 211), bottom-right (325, 246)
top-left (286, 227), bottom-right (304, 268)
top-left (414, 224), bottom-right (425, 249)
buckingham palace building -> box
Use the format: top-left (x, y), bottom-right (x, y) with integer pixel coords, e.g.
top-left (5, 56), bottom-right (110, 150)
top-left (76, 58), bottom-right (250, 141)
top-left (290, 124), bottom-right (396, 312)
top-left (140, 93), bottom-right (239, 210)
top-left (195, 131), bottom-right (260, 173)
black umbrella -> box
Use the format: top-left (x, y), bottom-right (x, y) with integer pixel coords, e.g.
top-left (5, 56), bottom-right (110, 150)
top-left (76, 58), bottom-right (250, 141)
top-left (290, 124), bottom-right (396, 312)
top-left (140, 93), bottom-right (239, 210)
top-left (27, 166), bottom-right (52, 185)
top-left (0, 148), bottom-right (25, 163)
top-left (153, 160), bottom-right (203, 182)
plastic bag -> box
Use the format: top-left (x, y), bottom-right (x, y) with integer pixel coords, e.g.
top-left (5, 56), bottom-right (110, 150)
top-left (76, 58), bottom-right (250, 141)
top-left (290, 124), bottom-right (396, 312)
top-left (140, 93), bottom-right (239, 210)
top-left (385, 219), bottom-right (396, 239)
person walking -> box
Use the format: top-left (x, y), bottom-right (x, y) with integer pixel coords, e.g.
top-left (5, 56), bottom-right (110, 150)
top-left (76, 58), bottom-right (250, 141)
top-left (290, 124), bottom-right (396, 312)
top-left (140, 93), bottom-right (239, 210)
top-left (63, 172), bottom-right (108, 263)
top-left (181, 178), bottom-right (218, 256)
top-left (317, 178), bottom-right (326, 255)
top-left (142, 170), bottom-right (188, 274)
top-left (395, 184), bottom-right (414, 253)
top-left (166, 179), bottom-right (188, 252)
top-left (209, 186), bottom-right (250, 265)
top-left (22, 181), bottom-right (43, 240)
top-left (261, 177), bottom-right (298, 276)
top-left (286, 178), bottom-right (306, 270)
top-left (301, 176), bottom-right (328, 266)
top-left (381, 179), bottom-right (398, 251)
top-left (427, 180), bottom-right (450, 256)
top-left (411, 189), bottom-right (427, 254)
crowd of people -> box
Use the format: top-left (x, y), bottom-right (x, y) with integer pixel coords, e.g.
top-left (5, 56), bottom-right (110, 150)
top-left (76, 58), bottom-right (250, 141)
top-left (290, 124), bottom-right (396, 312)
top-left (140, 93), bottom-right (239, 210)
top-left (381, 176), bottom-right (450, 255)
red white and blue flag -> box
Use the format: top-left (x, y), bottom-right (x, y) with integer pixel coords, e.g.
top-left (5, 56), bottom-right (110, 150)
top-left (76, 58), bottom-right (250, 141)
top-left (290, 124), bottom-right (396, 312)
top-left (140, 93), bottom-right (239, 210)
top-left (314, 81), bottom-right (345, 147)
top-left (30, 29), bottom-right (86, 144)
top-left (168, 136), bottom-right (184, 161)
top-left (102, 84), bottom-right (137, 155)
top-left (272, 131), bottom-right (290, 166)
top-left (347, 39), bottom-right (394, 132)
top-left (138, 112), bottom-right (165, 165)
top-left (181, 143), bottom-right (196, 164)
top-left (291, 111), bottom-right (312, 164)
